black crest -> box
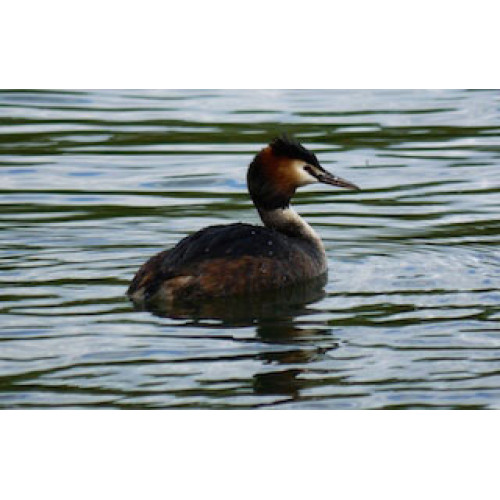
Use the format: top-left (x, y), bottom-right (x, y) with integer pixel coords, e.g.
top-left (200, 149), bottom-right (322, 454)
top-left (270, 135), bottom-right (321, 167)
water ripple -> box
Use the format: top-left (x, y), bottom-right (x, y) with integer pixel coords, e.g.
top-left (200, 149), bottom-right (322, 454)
top-left (1, 89), bottom-right (499, 408)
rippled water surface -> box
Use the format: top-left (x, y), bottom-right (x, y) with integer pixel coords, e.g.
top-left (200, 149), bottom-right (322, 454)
top-left (1, 89), bottom-right (499, 409)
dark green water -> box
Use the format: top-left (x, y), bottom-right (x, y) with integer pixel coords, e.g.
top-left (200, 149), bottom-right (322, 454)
top-left (1, 89), bottom-right (499, 409)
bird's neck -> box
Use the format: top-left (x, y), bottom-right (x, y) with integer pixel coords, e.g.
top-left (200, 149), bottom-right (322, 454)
top-left (257, 205), bottom-right (323, 247)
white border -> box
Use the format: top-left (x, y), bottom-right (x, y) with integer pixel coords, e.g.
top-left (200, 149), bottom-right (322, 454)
top-left (1, 411), bottom-right (498, 499)
top-left (2, 1), bottom-right (498, 87)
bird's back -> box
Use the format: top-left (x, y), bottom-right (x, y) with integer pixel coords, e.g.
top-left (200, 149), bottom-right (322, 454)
top-left (127, 223), bottom-right (325, 305)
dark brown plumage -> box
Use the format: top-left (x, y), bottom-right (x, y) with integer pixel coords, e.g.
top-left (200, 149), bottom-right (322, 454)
top-left (127, 223), bottom-right (324, 303)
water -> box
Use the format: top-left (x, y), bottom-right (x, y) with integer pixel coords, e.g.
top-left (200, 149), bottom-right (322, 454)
top-left (1, 89), bottom-right (499, 409)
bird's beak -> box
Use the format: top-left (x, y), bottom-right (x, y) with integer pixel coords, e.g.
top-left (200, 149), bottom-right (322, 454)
top-left (316, 169), bottom-right (360, 190)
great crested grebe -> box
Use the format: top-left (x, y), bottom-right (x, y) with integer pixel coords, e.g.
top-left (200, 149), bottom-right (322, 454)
top-left (127, 136), bottom-right (359, 306)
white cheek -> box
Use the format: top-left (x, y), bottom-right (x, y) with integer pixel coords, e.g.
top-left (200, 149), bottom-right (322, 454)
top-left (294, 163), bottom-right (318, 186)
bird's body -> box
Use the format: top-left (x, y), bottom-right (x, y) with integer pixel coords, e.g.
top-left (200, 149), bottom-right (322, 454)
top-left (127, 136), bottom-right (358, 306)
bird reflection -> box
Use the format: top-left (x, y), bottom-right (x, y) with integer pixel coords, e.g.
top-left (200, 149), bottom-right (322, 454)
top-left (132, 275), bottom-right (341, 400)
top-left (253, 319), bottom-right (340, 399)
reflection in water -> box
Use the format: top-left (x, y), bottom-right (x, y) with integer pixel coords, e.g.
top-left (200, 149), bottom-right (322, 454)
top-left (254, 321), bottom-right (340, 399)
top-left (134, 275), bottom-right (339, 400)
top-left (253, 370), bottom-right (303, 398)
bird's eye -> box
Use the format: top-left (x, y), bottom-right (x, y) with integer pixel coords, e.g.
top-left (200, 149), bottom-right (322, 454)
top-left (304, 165), bottom-right (314, 175)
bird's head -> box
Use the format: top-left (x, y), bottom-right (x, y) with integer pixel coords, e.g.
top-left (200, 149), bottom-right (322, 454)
top-left (247, 135), bottom-right (359, 210)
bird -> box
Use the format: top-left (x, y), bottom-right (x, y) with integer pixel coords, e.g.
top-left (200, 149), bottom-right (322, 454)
top-left (127, 135), bottom-right (359, 307)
